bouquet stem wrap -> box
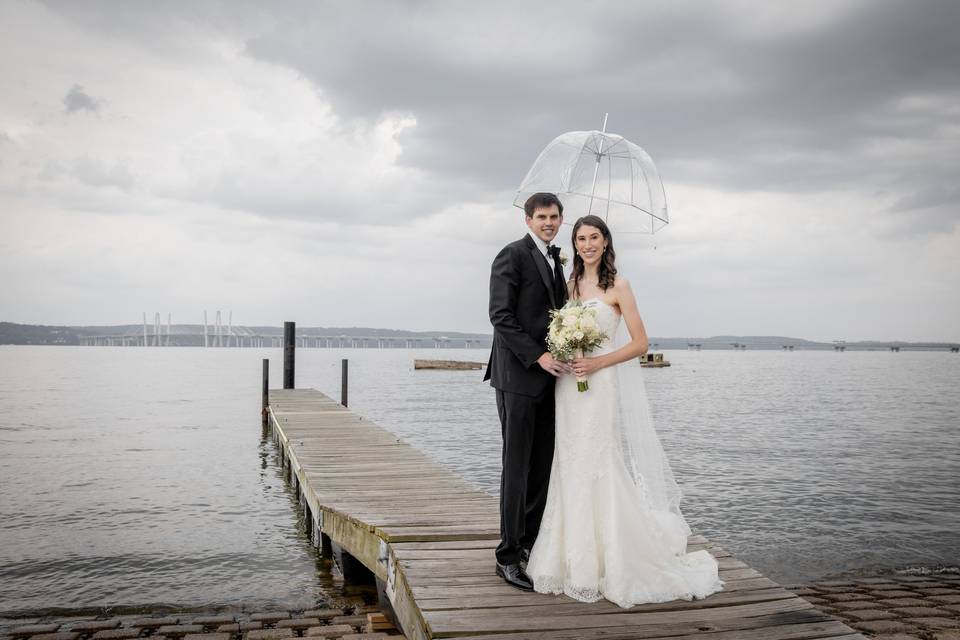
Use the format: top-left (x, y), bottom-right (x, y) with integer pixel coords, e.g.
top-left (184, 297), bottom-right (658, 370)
top-left (575, 348), bottom-right (589, 392)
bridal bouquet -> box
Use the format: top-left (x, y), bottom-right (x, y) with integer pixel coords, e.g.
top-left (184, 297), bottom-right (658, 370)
top-left (547, 301), bottom-right (608, 392)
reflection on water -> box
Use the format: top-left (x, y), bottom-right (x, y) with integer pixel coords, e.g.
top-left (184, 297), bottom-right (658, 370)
top-left (0, 345), bottom-right (957, 613)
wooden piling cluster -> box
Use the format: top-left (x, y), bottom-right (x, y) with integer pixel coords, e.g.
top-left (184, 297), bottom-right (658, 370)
top-left (264, 387), bottom-right (866, 640)
top-left (640, 352), bottom-right (671, 368)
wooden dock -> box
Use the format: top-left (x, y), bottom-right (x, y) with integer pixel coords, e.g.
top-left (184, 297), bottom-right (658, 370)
top-left (267, 388), bottom-right (865, 640)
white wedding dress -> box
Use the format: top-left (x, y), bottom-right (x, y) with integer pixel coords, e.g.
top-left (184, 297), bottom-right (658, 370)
top-left (527, 298), bottom-right (725, 608)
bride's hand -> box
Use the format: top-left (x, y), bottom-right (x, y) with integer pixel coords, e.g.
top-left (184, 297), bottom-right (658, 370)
top-left (571, 356), bottom-right (603, 377)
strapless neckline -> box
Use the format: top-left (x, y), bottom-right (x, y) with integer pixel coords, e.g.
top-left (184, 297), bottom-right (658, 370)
top-left (578, 297), bottom-right (621, 316)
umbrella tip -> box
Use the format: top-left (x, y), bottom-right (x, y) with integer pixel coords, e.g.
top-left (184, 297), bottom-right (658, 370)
top-left (601, 113), bottom-right (609, 133)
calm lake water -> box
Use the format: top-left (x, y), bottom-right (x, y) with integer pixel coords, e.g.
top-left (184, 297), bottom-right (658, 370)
top-left (0, 345), bottom-right (958, 614)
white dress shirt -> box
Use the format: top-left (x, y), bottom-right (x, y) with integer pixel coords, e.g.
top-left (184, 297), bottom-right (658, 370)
top-left (527, 230), bottom-right (556, 271)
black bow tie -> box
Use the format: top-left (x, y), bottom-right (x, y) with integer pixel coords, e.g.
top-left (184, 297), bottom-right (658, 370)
top-left (546, 245), bottom-right (560, 259)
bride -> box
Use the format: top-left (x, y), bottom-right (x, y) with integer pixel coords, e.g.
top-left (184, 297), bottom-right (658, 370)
top-left (525, 214), bottom-right (725, 608)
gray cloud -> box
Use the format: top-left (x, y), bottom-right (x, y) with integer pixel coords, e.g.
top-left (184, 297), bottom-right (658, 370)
top-left (70, 156), bottom-right (135, 190)
top-left (36, 157), bottom-right (134, 190)
top-left (892, 184), bottom-right (960, 214)
top-left (241, 0), bottom-right (960, 227)
top-left (39, 1), bottom-right (960, 231)
top-left (63, 83), bottom-right (103, 113)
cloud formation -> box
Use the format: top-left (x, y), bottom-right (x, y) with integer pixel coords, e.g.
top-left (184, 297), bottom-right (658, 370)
top-left (62, 83), bottom-right (102, 113)
top-left (1, 1), bottom-right (957, 341)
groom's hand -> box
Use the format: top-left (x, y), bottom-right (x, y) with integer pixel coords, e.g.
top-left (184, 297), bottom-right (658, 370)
top-left (537, 352), bottom-right (572, 377)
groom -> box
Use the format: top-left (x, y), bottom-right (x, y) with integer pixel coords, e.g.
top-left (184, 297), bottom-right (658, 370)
top-left (484, 192), bottom-right (570, 591)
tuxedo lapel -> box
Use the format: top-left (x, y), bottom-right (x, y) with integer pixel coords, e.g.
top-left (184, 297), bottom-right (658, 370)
top-left (523, 235), bottom-right (557, 309)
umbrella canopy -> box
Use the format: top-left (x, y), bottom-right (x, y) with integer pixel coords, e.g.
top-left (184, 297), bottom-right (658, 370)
top-left (514, 126), bottom-right (668, 234)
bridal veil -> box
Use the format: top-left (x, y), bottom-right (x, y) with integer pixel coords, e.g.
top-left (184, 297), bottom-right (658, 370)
top-left (613, 320), bottom-right (690, 534)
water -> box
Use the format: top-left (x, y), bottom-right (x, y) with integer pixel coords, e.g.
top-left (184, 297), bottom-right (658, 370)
top-left (0, 346), bottom-right (957, 614)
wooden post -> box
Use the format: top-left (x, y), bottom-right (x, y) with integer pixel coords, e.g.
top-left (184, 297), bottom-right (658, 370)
top-left (341, 358), bottom-right (349, 407)
top-left (331, 541), bottom-right (374, 585)
top-left (283, 322), bottom-right (295, 389)
top-left (261, 358), bottom-right (269, 427)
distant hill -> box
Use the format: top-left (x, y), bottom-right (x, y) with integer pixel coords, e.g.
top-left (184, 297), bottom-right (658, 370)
top-left (0, 322), bottom-right (87, 345)
top-left (0, 321), bottom-right (491, 347)
top-left (649, 335), bottom-right (957, 351)
top-left (2, 321), bottom-right (957, 351)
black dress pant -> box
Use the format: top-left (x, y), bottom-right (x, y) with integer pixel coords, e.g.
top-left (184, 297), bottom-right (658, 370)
top-left (495, 387), bottom-right (556, 565)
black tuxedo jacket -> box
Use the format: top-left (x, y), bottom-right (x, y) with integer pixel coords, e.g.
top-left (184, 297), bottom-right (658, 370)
top-left (484, 234), bottom-right (568, 397)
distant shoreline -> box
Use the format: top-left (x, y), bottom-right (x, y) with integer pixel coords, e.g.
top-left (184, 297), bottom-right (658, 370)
top-left (1, 320), bottom-right (958, 350)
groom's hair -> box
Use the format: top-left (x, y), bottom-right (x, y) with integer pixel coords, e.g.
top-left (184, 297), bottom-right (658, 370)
top-left (524, 192), bottom-right (564, 218)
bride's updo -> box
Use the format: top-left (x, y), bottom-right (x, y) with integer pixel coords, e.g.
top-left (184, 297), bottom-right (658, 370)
top-left (571, 214), bottom-right (617, 298)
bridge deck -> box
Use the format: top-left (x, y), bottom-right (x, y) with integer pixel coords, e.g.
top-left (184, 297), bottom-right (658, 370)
top-left (267, 388), bottom-right (864, 640)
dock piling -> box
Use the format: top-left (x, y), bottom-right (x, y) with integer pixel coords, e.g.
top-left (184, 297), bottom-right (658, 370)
top-left (261, 358), bottom-right (269, 427)
top-left (332, 541), bottom-right (374, 584)
top-left (341, 358), bottom-right (349, 407)
top-left (283, 321), bottom-right (295, 389)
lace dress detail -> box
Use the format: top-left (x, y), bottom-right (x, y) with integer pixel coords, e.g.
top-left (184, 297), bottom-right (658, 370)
top-left (526, 298), bottom-right (725, 608)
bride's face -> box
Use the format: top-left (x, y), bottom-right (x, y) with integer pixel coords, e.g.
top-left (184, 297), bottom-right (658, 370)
top-left (575, 224), bottom-right (607, 266)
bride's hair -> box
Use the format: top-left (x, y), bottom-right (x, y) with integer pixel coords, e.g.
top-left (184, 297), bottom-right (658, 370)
top-left (571, 215), bottom-right (617, 299)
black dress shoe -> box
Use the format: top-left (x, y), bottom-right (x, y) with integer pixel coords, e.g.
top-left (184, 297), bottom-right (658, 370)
top-left (496, 562), bottom-right (534, 591)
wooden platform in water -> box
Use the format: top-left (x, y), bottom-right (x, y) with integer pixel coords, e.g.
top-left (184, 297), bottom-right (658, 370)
top-left (267, 388), bottom-right (865, 640)
top-left (414, 359), bottom-right (485, 370)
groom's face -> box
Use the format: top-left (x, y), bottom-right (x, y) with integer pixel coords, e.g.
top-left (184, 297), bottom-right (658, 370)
top-left (526, 204), bottom-right (563, 244)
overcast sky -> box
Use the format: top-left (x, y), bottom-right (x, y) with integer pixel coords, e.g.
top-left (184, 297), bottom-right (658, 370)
top-left (1, 1), bottom-right (958, 341)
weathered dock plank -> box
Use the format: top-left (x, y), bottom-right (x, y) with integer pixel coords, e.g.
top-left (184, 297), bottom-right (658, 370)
top-left (267, 388), bottom-right (865, 640)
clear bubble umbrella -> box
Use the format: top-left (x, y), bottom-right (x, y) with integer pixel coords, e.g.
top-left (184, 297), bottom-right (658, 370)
top-left (514, 115), bottom-right (668, 233)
